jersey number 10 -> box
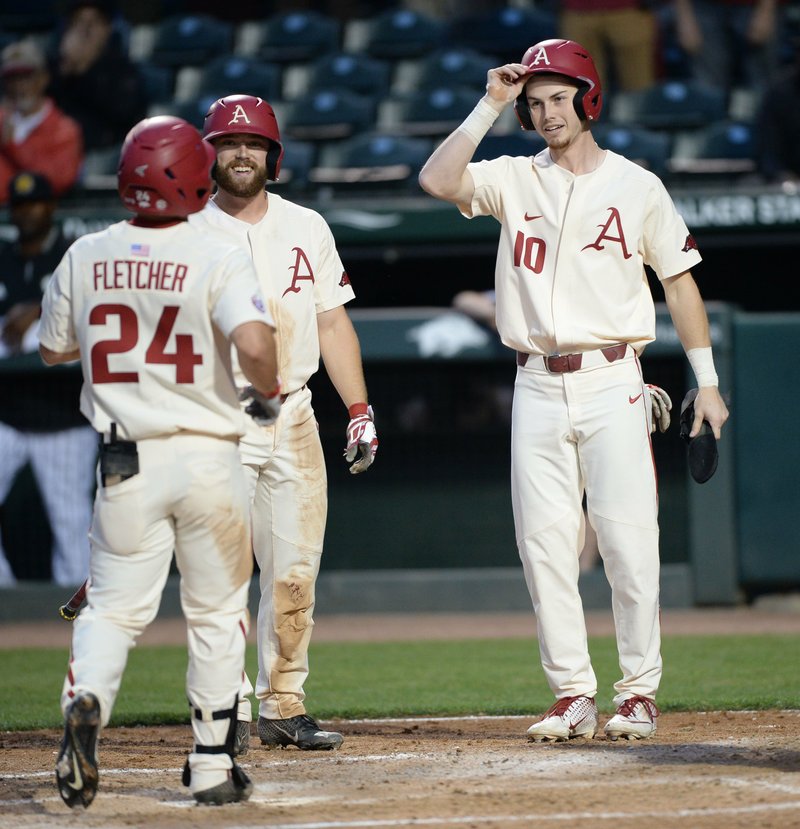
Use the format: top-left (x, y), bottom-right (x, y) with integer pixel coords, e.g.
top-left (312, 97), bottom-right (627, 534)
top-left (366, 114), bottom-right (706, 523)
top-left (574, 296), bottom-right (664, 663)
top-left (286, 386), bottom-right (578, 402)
top-left (90, 304), bottom-right (203, 384)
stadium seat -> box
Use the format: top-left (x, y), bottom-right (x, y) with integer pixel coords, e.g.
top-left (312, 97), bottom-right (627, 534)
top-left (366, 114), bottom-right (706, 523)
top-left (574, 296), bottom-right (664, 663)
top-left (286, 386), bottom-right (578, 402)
top-left (668, 120), bottom-right (757, 178)
top-left (610, 80), bottom-right (728, 131)
top-left (163, 94), bottom-right (220, 129)
top-left (471, 131), bottom-right (547, 162)
top-left (592, 123), bottom-right (672, 176)
top-left (379, 85), bottom-right (480, 138)
top-left (135, 62), bottom-right (175, 106)
top-left (345, 8), bottom-right (447, 60)
top-left (409, 47), bottom-right (495, 95)
top-left (150, 14), bottom-right (234, 68)
top-left (188, 55), bottom-right (283, 103)
top-left (302, 51), bottom-right (393, 98)
top-left (281, 89), bottom-right (378, 142)
top-left (250, 11), bottom-right (341, 64)
top-left (309, 132), bottom-right (433, 192)
top-left (447, 6), bottom-right (557, 63)
top-left (273, 138), bottom-right (317, 192)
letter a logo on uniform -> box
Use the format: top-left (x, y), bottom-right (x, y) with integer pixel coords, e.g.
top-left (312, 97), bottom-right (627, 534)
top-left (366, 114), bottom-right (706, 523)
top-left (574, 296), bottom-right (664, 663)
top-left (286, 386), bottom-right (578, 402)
top-left (228, 104), bottom-right (252, 126)
top-left (530, 46), bottom-right (550, 67)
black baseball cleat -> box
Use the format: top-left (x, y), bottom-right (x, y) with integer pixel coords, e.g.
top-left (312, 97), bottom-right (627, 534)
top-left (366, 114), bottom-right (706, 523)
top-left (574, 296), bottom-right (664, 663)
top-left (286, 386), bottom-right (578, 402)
top-left (55, 692), bottom-right (101, 809)
top-left (193, 763), bottom-right (253, 805)
top-left (257, 714), bottom-right (343, 750)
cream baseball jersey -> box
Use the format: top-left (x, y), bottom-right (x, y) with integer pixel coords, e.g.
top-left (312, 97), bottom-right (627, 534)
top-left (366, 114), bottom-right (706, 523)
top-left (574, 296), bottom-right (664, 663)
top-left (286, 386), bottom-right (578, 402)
top-left (190, 195), bottom-right (355, 393)
top-left (463, 149), bottom-right (702, 356)
top-left (38, 220), bottom-right (273, 441)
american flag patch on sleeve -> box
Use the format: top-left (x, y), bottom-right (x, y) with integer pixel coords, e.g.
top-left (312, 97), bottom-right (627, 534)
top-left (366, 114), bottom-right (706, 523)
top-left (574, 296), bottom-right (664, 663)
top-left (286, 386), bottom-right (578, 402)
top-left (131, 243), bottom-right (151, 257)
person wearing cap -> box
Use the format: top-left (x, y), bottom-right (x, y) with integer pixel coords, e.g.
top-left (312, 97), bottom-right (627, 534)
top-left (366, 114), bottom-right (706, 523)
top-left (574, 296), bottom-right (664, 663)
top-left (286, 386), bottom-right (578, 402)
top-left (0, 39), bottom-right (83, 206)
top-left (0, 170), bottom-right (96, 587)
top-left (419, 39), bottom-right (728, 742)
top-left (48, 1), bottom-right (148, 152)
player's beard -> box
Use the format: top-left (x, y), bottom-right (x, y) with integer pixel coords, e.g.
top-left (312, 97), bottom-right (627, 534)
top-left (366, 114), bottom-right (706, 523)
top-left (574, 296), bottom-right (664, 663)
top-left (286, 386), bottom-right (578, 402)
top-left (215, 160), bottom-right (269, 199)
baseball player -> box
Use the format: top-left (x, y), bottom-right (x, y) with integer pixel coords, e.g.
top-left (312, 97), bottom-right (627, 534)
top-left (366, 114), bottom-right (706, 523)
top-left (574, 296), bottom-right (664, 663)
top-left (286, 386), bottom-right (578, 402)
top-left (39, 115), bottom-right (280, 807)
top-left (419, 39), bottom-right (729, 741)
top-left (190, 95), bottom-right (377, 754)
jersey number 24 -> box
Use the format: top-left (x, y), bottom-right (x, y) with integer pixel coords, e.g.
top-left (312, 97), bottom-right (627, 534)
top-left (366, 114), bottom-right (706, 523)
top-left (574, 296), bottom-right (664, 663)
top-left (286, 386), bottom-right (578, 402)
top-left (90, 304), bottom-right (203, 384)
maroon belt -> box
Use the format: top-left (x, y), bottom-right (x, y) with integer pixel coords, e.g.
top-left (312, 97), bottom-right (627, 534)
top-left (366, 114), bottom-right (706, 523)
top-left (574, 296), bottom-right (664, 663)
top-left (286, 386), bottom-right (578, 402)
top-left (516, 344), bottom-right (628, 372)
top-left (280, 384), bottom-right (307, 403)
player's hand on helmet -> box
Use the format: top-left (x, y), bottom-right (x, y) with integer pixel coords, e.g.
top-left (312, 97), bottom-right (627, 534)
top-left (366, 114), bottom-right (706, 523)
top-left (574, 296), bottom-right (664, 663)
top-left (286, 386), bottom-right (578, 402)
top-left (647, 383), bottom-right (672, 434)
top-left (240, 383), bottom-right (281, 426)
top-left (344, 403), bottom-right (378, 475)
top-left (487, 63), bottom-right (531, 103)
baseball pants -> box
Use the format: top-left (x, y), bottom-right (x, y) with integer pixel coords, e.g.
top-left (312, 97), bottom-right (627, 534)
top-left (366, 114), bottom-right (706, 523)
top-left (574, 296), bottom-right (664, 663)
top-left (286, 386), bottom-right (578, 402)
top-left (238, 386), bottom-right (327, 720)
top-left (511, 349), bottom-right (662, 705)
top-left (0, 421), bottom-right (96, 586)
top-left (62, 433), bottom-right (252, 781)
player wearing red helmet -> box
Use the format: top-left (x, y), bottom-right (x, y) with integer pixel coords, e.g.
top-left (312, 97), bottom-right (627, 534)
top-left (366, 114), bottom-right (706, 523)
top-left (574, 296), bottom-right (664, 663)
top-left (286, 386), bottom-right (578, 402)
top-left (420, 41), bottom-right (728, 742)
top-left (190, 94), bottom-right (377, 755)
top-left (39, 115), bottom-right (280, 807)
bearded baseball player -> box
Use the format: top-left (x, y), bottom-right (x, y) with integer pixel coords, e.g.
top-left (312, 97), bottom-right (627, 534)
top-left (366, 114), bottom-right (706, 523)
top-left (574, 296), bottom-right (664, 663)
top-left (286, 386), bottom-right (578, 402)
top-left (190, 94), bottom-right (377, 754)
top-left (39, 115), bottom-right (280, 807)
top-left (419, 39), bottom-right (729, 741)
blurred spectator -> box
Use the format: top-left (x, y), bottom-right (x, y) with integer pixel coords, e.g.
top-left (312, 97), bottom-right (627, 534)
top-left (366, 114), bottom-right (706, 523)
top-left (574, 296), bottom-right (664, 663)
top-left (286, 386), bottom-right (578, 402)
top-left (48, 0), bottom-right (148, 152)
top-left (0, 39), bottom-right (83, 206)
top-left (755, 38), bottom-right (800, 184)
top-left (0, 171), bottom-right (96, 587)
top-left (559, 0), bottom-right (658, 92)
top-left (673, 0), bottom-right (785, 105)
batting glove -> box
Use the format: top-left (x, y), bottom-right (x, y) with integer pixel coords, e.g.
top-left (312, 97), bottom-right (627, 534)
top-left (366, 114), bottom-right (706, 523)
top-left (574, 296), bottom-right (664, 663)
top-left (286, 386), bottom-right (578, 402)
top-left (647, 383), bottom-right (672, 434)
top-left (344, 403), bottom-right (378, 474)
top-left (240, 383), bottom-right (281, 427)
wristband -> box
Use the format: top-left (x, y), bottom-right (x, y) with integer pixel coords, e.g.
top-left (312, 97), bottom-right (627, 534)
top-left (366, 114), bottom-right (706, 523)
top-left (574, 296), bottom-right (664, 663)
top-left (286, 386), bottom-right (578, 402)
top-left (457, 98), bottom-right (501, 145)
top-left (686, 347), bottom-right (719, 387)
top-left (348, 402), bottom-right (369, 418)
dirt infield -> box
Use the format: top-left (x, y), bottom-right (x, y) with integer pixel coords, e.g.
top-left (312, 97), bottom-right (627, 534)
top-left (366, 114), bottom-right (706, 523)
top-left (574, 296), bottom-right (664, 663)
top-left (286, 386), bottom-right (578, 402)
top-left (2, 608), bottom-right (800, 828)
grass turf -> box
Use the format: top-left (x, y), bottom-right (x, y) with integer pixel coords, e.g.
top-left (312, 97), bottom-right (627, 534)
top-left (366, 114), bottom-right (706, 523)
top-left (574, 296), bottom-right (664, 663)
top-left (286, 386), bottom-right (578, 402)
top-left (1, 635), bottom-right (797, 730)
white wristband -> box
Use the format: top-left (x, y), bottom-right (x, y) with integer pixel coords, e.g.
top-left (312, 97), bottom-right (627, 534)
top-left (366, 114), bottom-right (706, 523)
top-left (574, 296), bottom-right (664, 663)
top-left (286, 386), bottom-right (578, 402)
top-left (686, 347), bottom-right (719, 387)
top-left (457, 98), bottom-right (501, 145)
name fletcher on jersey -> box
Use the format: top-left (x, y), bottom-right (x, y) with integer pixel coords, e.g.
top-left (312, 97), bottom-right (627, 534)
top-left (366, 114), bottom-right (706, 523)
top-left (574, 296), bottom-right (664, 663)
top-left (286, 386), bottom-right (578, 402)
top-left (93, 259), bottom-right (188, 292)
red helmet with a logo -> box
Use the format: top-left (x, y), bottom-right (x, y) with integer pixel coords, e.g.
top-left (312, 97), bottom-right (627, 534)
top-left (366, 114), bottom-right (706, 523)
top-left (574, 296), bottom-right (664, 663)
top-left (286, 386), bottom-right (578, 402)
top-left (514, 38), bottom-right (603, 130)
top-left (117, 115), bottom-right (216, 218)
top-left (202, 94), bottom-right (284, 181)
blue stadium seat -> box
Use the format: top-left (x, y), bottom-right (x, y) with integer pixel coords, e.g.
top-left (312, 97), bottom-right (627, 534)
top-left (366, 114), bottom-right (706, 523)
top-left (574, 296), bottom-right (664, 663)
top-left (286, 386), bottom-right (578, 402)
top-left (447, 6), bottom-right (557, 63)
top-left (413, 47), bottom-right (495, 95)
top-left (668, 120), bottom-right (757, 179)
top-left (304, 52), bottom-right (392, 98)
top-left (193, 55), bottom-right (282, 102)
top-left (610, 80), bottom-right (728, 131)
top-left (593, 123), bottom-right (672, 177)
top-left (347, 9), bottom-right (447, 60)
top-left (150, 14), bottom-right (234, 68)
top-left (379, 85), bottom-right (480, 138)
top-left (282, 89), bottom-right (378, 142)
top-left (471, 132), bottom-right (547, 162)
top-left (310, 132), bottom-right (433, 192)
top-left (252, 11), bottom-right (340, 64)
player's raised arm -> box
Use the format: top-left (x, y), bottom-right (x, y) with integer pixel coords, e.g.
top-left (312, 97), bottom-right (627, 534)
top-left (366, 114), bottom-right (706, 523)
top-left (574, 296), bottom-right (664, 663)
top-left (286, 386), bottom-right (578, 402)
top-left (418, 63), bottom-right (529, 205)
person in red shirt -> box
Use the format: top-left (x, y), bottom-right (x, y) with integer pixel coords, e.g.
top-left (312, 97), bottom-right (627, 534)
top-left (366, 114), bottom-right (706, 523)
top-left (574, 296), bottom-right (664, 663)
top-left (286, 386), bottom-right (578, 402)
top-left (0, 40), bottom-right (83, 205)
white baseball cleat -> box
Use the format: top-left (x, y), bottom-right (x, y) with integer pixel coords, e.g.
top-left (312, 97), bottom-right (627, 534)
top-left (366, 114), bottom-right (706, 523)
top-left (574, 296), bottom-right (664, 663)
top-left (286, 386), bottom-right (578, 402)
top-left (604, 695), bottom-right (659, 741)
top-left (526, 695), bottom-right (598, 742)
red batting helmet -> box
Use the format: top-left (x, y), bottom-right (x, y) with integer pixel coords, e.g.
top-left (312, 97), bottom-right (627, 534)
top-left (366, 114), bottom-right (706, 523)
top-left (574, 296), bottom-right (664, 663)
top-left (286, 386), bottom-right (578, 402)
top-left (202, 94), bottom-right (284, 181)
top-left (513, 39), bottom-right (603, 130)
top-left (118, 115), bottom-right (215, 218)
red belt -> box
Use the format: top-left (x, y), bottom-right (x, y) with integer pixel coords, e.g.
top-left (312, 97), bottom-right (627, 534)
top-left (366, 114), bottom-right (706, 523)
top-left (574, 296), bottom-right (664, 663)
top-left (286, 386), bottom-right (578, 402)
top-left (516, 344), bottom-right (628, 372)
top-left (280, 384), bottom-right (307, 403)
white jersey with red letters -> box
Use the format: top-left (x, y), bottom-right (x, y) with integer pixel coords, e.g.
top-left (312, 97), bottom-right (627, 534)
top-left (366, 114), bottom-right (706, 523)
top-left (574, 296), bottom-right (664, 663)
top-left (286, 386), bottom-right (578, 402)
top-left (190, 196), bottom-right (355, 395)
top-left (39, 220), bottom-right (273, 441)
top-left (463, 149), bottom-right (702, 356)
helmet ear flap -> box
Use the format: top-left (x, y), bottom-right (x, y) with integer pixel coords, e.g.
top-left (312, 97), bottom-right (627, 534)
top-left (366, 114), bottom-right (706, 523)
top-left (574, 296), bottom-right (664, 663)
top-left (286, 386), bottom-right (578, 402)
top-left (514, 92), bottom-right (534, 131)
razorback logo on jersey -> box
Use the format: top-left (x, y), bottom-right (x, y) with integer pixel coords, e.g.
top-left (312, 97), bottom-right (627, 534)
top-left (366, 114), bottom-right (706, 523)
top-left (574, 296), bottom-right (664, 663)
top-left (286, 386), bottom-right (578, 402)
top-left (682, 234), bottom-right (698, 252)
top-left (339, 272), bottom-right (351, 287)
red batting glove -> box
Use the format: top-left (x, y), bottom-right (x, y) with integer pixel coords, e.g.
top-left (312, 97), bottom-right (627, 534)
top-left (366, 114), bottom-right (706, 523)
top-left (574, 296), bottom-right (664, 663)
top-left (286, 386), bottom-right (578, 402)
top-left (344, 403), bottom-right (378, 474)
